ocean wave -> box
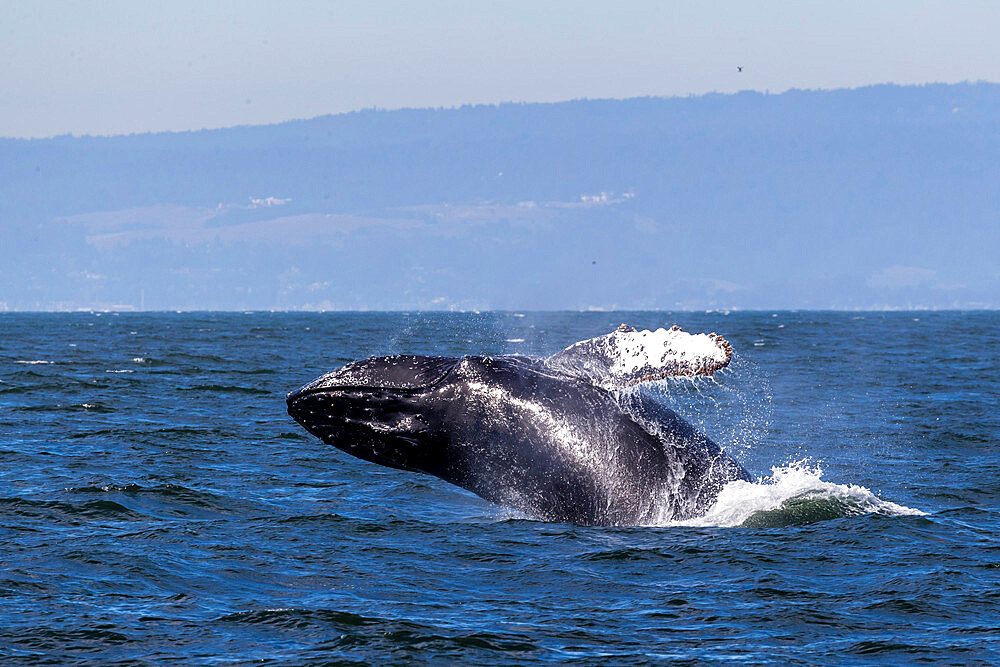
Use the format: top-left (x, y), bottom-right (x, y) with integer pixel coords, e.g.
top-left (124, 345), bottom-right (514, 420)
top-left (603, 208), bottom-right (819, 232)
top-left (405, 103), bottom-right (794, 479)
top-left (7, 626), bottom-right (136, 649)
top-left (180, 384), bottom-right (271, 395)
top-left (0, 496), bottom-right (150, 522)
top-left (662, 460), bottom-right (925, 528)
top-left (67, 482), bottom-right (231, 509)
top-left (216, 608), bottom-right (540, 652)
top-left (16, 402), bottom-right (114, 414)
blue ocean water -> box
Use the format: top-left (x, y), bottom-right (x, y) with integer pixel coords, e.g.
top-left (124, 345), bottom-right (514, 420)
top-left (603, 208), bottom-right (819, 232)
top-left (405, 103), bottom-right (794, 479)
top-left (1, 311), bottom-right (998, 664)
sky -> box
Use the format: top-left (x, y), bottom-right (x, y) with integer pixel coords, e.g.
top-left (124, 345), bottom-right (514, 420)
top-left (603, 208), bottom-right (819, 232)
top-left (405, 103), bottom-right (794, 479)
top-left (2, 0), bottom-right (999, 138)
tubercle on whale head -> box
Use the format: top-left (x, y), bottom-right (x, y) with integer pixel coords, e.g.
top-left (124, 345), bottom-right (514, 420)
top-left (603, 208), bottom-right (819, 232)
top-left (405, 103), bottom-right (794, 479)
top-left (286, 355), bottom-right (459, 403)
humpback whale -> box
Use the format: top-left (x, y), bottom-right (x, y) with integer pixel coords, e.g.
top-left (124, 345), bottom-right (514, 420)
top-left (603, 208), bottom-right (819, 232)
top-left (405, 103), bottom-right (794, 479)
top-left (287, 325), bottom-right (752, 526)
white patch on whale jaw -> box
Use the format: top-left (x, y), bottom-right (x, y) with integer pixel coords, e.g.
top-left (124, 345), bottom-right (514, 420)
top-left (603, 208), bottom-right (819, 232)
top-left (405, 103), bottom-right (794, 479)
top-left (547, 324), bottom-right (733, 389)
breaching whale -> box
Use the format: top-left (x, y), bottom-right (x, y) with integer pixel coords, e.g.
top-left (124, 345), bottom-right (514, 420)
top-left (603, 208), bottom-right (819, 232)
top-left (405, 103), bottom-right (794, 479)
top-left (286, 325), bottom-right (752, 526)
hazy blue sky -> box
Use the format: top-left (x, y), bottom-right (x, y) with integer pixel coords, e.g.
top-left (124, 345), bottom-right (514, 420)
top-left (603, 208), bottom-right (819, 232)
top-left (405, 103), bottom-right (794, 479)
top-left (3, 0), bottom-right (998, 138)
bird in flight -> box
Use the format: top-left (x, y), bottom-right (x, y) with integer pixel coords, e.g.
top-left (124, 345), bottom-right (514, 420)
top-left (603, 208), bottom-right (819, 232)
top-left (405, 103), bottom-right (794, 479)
top-left (737, 66), bottom-right (743, 72)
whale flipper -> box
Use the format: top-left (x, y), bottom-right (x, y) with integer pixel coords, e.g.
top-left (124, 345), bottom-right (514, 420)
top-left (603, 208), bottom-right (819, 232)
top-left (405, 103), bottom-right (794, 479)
top-left (546, 324), bottom-right (733, 388)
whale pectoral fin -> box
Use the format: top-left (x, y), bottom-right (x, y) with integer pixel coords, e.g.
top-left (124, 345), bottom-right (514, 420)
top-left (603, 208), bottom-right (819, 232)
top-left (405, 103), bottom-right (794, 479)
top-left (546, 324), bottom-right (733, 388)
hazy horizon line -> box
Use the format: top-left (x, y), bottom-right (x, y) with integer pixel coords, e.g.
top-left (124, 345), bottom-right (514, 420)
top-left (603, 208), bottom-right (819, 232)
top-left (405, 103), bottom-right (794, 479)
top-left (5, 78), bottom-right (995, 142)
top-left (2, 307), bottom-right (997, 315)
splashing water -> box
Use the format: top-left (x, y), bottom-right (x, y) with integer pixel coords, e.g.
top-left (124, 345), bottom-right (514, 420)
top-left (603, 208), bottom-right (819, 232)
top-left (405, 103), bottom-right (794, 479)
top-left (637, 354), bottom-right (773, 457)
top-left (661, 460), bottom-right (925, 528)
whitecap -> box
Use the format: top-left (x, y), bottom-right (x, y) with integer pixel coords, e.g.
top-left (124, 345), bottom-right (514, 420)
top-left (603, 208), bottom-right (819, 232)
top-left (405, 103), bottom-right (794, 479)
top-left (15, 360), bottom-right (53, 365)
top-left (660, 460), bottom-right (924, 528)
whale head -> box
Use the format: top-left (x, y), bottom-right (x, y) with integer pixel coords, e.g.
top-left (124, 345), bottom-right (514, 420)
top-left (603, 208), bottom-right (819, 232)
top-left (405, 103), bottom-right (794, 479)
top-left (286, 355), bottom-right (459, 473)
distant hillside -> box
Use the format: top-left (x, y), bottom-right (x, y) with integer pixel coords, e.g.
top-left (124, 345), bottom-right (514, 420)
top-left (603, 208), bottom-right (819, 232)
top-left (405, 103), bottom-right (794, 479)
top-left (2, 82), bottom-right (998, 310)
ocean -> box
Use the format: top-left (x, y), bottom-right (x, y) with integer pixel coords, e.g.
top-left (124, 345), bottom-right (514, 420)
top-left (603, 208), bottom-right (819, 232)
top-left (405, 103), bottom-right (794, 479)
top-left (2, 311), bottom-right (997, 664)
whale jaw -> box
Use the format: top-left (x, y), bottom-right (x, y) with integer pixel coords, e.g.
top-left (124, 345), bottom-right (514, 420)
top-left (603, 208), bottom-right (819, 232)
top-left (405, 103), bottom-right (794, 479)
top-left (287, 385), bottom-right (441, 474)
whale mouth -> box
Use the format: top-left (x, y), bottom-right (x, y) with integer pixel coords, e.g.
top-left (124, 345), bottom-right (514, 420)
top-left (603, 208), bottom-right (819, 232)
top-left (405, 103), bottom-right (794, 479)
top-left (286, 355), bottom-right (459, 404)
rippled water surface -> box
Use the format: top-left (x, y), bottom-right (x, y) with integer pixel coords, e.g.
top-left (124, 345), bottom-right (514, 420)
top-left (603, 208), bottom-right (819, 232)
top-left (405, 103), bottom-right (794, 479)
top-left (2, 311), bottom-right (998, 664)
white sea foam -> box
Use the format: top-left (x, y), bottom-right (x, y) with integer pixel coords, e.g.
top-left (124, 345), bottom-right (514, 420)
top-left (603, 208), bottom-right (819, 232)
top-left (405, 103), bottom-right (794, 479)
top-left (506, 338), bottom-right (525, 343)
top-left (662, 460), bottom-right (924, 528)
top-left (16, 360), bottom-right (53, 365)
